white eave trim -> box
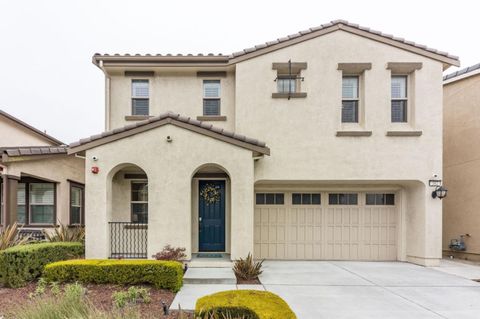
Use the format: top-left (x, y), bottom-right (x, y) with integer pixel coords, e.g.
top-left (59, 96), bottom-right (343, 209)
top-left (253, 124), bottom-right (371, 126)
top-left (444, 68), bottom-right (480, 85)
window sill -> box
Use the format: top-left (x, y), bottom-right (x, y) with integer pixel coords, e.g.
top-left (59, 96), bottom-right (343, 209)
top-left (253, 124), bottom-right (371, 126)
top-left (272, 92), bottom-right (307, 99)
top-left (336, 130), bottom-right (372, 137)
top-left (196, 116), bottom-right (227, 121)
top-left (386, 130), bottom-right (422, 137)
top-left (125, 115), bottom-right (153, 121)
top-left (19, 224), bottom-right (56, 228)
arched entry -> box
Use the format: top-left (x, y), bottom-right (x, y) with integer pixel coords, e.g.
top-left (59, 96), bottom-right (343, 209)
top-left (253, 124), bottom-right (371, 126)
top-left (107, 163), bottom-right (148, 258)
top-left (191, 164), bottom-right (231, 254)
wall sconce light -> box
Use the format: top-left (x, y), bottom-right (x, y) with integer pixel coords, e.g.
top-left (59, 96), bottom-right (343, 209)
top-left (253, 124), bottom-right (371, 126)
top-left (432, 186), bottom-right (448, 199)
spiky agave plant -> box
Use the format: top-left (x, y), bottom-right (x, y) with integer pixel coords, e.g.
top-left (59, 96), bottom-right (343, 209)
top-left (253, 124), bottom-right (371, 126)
top-left (0, 222), bottom-right (30, 250)
top-left (44, 222), bottom-right (85, 242)
top-left (233, 253), bottom-right (264, 280)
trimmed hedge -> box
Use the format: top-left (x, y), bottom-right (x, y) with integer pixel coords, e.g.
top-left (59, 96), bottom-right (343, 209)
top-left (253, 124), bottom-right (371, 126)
top-left (195, 290), bottom-right (296, 319)
top-left (43, 259), bottom-right (183, 292)
top-left (0, 242), bottom-right (84, 288)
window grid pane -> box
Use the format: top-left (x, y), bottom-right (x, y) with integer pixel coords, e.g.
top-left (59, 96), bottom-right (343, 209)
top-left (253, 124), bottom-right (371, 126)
top-left (203, 80), bottom-right (220, 98)
top-left (132, 80), bottom-right (149, 98)
top-left (256, 193), bottom-right (284, 205)
top-left (342, 76), bottom-right (359, 99)
top-left (203, 99), bottom-right (220, 116)
top-left (277, 78), bottom-right (296, 93)
top-left (391, 76), bottom-right (407, 99)
top-left (132, 99), bottom-right (149, 116)
top-left (391, 100), bottom-right (407, 122)
top-left (366, 193), bottom-right (395, 206)
top-left (131, 182), bottom-right (148, 223)
top-left (342, 101), bottom-right (359, 123)
top-left (329, 193), bottom-right (358, 205)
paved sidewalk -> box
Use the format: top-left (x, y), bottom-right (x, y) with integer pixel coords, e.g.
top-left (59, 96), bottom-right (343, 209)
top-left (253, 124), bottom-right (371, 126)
top-left (172, 261), bottom-right (480, 318)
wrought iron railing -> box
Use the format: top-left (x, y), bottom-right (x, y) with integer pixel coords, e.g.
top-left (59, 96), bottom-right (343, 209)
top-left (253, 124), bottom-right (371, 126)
top-left (109, 222), bottom-right (147, 259)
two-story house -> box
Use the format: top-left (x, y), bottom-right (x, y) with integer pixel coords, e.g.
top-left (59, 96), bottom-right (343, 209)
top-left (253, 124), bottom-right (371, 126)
top-left (0, 110), bottom-right (85, 231)
top-left (69, 20), bottom-right (459, 266)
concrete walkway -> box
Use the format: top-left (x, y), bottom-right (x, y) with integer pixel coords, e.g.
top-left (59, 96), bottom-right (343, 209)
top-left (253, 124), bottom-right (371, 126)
top-left (172, 260), bottom-right (480, 318)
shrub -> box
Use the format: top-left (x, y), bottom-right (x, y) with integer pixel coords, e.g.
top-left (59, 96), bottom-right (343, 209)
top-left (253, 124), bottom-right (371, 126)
top-left (195, 290), bottom-right (296, 319)
top-left (0, 222), bottom-right (31, 250)
top-left (44, 259), bottom-right (183, 292)
top-left (152, 245), bottom-right (187, 262)
top-left (0, 242), bottom-right (84, 288)
top-left (233, 253), bottom-right (264, 280)
top-left (112, 286), bottom-right (151, 308)
top-left (44, 223), bottom-right (85, 242)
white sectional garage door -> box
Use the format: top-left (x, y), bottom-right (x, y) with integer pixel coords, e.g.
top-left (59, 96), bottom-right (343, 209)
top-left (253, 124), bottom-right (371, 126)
top-left (254, 192), bottom-right (398, 260)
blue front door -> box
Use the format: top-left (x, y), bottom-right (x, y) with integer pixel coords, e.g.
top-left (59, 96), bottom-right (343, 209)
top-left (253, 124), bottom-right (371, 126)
top-left (199, 180), bottom-right (226, 252)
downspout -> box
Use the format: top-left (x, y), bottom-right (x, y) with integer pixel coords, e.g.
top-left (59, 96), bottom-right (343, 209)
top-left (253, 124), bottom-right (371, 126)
top-left (98, 60), bottom-right (111, 131)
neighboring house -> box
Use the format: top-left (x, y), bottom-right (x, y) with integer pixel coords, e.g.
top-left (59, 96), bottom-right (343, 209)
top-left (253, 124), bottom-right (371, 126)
top-left (443, 63), bottom-right (480, 261)
top-left (0, 110), bottom-right (85, 230)
top-left (69, 20), bottom-right (459, 266)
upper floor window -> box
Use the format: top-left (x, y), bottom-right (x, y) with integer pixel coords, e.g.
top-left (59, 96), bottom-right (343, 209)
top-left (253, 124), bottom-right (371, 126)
top-left (391, 76), bottom-right (407, 122)
top-left (277, 77), bottom-right (297, 94)
top-left (131, 80), bottom-right (149, 116)
top-left (203, 80), bottom-right (221, 116)
top-left (131, 181), bottom-right (148, 223)
top-left (342, 76), bottom-right (359, 123)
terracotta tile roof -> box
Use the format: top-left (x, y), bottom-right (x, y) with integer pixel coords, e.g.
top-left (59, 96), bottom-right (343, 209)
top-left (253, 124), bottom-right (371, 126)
top-left (0, 110), bottom-right (64, 146)
top-left (1, 146), bottom-right (68, 157)
top-left (443, 63), bottom-right (480, 81)
top-left (69, 112), bottom-right (269, 155)
top-left (93, 20), bottom-right (459, 65)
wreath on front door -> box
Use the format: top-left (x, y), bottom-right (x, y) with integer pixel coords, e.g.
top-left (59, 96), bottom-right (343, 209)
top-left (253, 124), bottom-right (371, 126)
top-left (200, 183), bottom-right (221, 205)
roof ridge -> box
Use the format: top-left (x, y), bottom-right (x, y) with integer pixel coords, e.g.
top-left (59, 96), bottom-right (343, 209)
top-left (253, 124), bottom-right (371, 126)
top-left (93, 19), bottom-right (459, 64)
top-left (69, 112), bottom-right (269, 153)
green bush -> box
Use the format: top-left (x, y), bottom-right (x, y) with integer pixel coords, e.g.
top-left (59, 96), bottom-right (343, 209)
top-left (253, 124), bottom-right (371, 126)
top-left (44, 259), bottom-right (183, 292)
top-left (195, 290), bottom-right (296, 319)
top-left (0, 242), bottom-right (84, 288)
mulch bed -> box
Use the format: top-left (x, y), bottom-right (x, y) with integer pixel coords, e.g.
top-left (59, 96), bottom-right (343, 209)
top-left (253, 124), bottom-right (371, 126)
top-left (0, 283), bottom-right (193, 319)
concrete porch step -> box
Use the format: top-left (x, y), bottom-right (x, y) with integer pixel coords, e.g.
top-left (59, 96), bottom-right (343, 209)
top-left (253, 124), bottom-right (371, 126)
top-left (187, 253), bottom-right (233, 268)
top-left (183, 267), bottom-right (236, 284)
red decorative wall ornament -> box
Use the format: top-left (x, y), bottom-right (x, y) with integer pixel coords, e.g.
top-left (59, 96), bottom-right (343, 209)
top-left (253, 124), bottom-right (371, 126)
top-left (91, 166), bottom-right (99, 174)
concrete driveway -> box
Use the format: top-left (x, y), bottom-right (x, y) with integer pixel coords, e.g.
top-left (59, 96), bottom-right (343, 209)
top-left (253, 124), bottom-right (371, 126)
top-left (261, 261), bottom-right (480, 319)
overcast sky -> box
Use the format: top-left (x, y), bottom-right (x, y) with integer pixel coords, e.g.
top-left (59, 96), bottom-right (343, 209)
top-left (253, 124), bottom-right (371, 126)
top-left (0, 0), bottom-right (477, 143)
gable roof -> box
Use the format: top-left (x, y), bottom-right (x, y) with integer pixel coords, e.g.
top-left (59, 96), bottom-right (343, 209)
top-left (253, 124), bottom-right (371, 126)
top-left (93, 20), bottom-right (459, 69)
top-left (0, 110), bottom-right (64, 146)
top-left (443, 63), bottom-right (480, 85)
top-left (68, 112), bottom-right (270, 156)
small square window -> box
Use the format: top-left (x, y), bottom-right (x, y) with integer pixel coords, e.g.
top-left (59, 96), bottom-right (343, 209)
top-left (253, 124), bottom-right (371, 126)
top-left (292, 193), bottom-right (302, 205)
top-left (256, 193), bottom-right (265, 205)
top-left (385, 194), bottom-right (395, 205)
top-left (312, 194), bottom-right (321, 205)
top-left (329, 193), bottom-right (357, 205)
top-left (265, 193), bottom-right (275, 204)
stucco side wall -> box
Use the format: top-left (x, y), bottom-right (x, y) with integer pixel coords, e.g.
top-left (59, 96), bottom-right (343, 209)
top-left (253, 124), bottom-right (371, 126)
top-left (5, 155), bottom-right (85, 225)
top-left (0, 118), bottom-right (56, 147)
top-left (235, 30), bottom-right (443, 182)
top-left (108, 72), bottom-right (235, 131)
top-left (443, 74), bottom-right (480, 260)
top-left (84, 125), bottom-right (254, 259)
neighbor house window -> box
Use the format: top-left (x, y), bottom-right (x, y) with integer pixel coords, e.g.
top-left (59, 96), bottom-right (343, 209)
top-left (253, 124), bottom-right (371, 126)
top-left (131, 181), bottom-right (148, 223)
top-left (255, 193), bottom-right (284, 205)
top-left (391, 76), bottom-right (407, 122)
top-left (17, 183), bottom-right (26, 224)
top-left (366, 193), bottom-right (395, 205)
top-left (329, 193), bottom-right (358, 205)
top-left (292, 193), bottom-right (321, 205)
top-left (70, 184), bottom-right (84, 225)
top-left (132, 80), bottom-right (149, 116)
top-left (203, 80), bottom-right (221, 116)
top-left (29, 183), bottom-right (55, 224)
top-left (342, 76), bottom-right (359, 123)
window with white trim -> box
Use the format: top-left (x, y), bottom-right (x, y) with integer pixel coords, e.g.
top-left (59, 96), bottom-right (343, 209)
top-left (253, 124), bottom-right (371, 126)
top-left (342, 76), bottom-right (359, 123)
top-left (255, 193), bottom-right (284, 205)
top-left (70, 184), bottom-right (84, 225)
top-left (203, 80), bottom-right (221, 116)
top-left (292, 193), bottom-right (321, 205)
top-left (132, 80), bottom-right (149, 116)
top-left (131, 181), bottom-right (148, 223)
top-left (391, 76), bottom-right (408, 122)
top-left (328, 193), bottom-right (358, 205)
top-left (366, 193), bottom-right (395, 205)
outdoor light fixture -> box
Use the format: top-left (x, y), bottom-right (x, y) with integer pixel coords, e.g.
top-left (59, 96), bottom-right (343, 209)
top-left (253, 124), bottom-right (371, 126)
top-left (432, 186), bottom-right (448, 199)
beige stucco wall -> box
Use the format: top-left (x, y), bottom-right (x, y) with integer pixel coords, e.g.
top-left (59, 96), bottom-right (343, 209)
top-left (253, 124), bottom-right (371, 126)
top-left (108, 71), bottom-right (235, 131)
top-left (232, 30), bottom-right (444, 265)
top-left (5, 155), bottom-right (85, 225)
top-left (84, 124), bottom-right (254, 260)
top-left (443, 74), bottom-right (480, 260)
top-left (0, 117), bottom-right (56, 147)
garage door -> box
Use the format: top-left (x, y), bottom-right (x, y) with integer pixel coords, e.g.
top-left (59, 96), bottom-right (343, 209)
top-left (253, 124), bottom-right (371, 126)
top-left (254, 192), bottom-right (398, 260)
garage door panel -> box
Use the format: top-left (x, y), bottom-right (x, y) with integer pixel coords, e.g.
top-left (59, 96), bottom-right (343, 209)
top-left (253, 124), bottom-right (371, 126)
top-left (254, 191), bottom-right (398, 261)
